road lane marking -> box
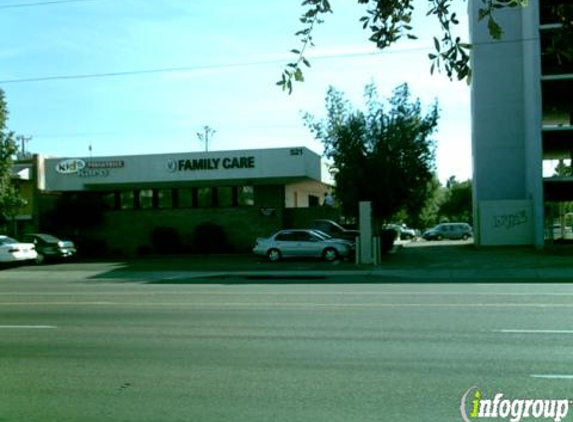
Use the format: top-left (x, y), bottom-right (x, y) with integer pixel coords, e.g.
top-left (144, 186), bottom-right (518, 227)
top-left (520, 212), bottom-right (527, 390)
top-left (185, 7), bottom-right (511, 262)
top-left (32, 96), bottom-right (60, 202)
top-left (531, 375), bottom-right (573, 380)
top-left (3, 291), bottom-right (573, 296)
top-left (0, 325), bottom-right (56, 329)
top-left (494, 329), bottom-right (573, 334)
top-left (1, 302), bottom-right (573, 309)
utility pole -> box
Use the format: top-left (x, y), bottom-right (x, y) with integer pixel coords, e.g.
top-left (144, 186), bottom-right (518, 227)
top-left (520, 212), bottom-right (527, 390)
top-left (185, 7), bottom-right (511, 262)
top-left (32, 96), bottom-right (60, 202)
top-left (196, 125), bottom-right (215, 152)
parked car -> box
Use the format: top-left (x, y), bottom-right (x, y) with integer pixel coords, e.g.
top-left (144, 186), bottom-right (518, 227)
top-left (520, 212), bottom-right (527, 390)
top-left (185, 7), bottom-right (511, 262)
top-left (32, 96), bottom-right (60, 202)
top-left (384, 224), bottom-right (418, 240)
top-left (253, 229), bottom-right (355, 262)
top-left (552, 224), bottom-right (573, 240)
top-left (20, 233), bottom-right (77, 264)
top-left (0, 236), bottom-right (37, 263)
top-left (422, 223), bottom-right (473, 241)
top-left (310, 219), bottom-right (359, 242)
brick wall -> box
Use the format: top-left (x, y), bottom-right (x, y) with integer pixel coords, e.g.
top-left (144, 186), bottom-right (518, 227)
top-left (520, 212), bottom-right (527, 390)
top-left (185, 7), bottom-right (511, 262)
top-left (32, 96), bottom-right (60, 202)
top-left (76, 185), bottom-right (287, 256)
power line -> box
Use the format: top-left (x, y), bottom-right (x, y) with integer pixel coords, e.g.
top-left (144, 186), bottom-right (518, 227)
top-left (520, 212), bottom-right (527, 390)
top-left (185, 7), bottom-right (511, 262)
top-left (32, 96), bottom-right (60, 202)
top-left (0, 49), bottom-right (427, 85)
top-left (0, 0), bottom-right (104, 9)
top-left (0, 36), bottom-right (542, 85)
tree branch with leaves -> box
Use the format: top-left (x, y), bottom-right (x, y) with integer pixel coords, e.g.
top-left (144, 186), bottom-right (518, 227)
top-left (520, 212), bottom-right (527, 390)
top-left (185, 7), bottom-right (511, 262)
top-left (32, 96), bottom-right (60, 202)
top-left (278, 0), bottom-right (536, 93)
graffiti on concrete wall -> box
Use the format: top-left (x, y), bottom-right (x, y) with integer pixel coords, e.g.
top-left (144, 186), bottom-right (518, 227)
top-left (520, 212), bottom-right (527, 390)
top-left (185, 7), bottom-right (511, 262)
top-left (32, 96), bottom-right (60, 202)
top-left (493, 210), bottom-right (528, 230)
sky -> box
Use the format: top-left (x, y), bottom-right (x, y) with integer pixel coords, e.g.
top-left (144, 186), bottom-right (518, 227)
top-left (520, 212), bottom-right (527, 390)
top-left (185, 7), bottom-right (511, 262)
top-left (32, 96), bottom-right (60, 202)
top-left (0, 0), bottom-right (473, 184)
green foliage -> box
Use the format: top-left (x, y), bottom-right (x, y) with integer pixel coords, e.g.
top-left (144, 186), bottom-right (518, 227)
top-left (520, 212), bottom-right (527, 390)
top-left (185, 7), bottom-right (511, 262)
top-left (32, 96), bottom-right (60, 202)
top-left (438, 176), bottom-right (472, 223)
top-left (554, 160), bottom-right (572, 177)
top-left (277, 0), bottom-right (331, 93)
top-left (151, 226), bottom-right (182, 254)
top-left (305, 83), bottom-right (438, 225)
top-left (0, 90), bottom-right (8, 129)
top-left (193, 222), bottom-right (231, 254)
top-left (0, 90), bottom-right (25, 222)
top-left (412, 173), bottom-right (444, 229)
top-left (542, 3), bottom-right (573, 67)
top-left (278, 0), bottom-right (560, 93)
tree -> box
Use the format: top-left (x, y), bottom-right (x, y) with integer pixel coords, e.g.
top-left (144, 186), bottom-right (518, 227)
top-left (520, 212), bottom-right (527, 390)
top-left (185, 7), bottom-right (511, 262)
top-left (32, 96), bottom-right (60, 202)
top-left (305, 82), bottom-right (438, 228)
top-left (414, 173), bottom-right (444, 229)
top-left (278, 0), bottom-right (572, 93)
top-left (0, 90), bottom-right (26, 227)
top-left (438, 176), bottom-right (472, 223)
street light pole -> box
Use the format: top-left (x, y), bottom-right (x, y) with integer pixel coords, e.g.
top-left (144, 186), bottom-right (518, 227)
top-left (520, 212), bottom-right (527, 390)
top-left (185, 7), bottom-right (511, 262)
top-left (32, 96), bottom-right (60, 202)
top-left (196, 125), bottom-right (216, 152)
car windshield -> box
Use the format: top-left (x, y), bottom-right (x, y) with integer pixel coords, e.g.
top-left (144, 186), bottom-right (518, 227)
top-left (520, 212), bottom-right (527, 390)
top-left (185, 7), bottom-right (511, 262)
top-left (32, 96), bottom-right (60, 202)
top-left (311, 229), bottom-right (332, 240)
top-left (36, 234), bottom-right (61, 243)
top-left (0, 237), bottom-right (18, 245)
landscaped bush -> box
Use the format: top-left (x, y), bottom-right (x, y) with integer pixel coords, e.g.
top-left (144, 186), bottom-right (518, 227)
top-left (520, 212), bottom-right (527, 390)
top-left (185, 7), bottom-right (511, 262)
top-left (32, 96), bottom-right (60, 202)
top-left (150, 226), bottom-right (182, 254)
top-left (379, 228), bottom-right (397, 254)
top-left (70, 236), bottom-right (108, 258)
top-left (193, 222), bottom-right (231, 254)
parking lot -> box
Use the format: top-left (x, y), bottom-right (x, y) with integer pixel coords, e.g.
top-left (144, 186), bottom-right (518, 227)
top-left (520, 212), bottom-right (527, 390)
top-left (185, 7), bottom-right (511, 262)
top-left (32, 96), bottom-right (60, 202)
top-left (2, 238), bottom-right (573, 283)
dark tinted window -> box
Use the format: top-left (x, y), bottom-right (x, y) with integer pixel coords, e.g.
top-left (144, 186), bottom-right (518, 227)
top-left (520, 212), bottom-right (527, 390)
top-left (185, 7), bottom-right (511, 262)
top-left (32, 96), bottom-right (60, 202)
top-left (275, 232), bottom-right (296, 241)
top-left (294, 231), bottom-right (314, 241)
top-left (314, 221), bottom-right (329, 232)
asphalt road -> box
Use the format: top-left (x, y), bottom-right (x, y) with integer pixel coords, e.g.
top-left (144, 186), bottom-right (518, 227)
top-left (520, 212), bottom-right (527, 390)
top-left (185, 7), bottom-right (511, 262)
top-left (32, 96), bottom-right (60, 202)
top-left (2, 263), bottom-right (573, 422)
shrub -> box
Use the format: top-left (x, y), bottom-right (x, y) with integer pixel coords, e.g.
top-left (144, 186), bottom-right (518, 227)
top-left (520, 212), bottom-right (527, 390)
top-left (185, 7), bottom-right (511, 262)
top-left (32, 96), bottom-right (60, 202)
top-left (150, 226), bottom-right (182, 254)
top-left (193, 222), bottom-right (231, 254)
top-left (379, 228), bottom-right (397, 254)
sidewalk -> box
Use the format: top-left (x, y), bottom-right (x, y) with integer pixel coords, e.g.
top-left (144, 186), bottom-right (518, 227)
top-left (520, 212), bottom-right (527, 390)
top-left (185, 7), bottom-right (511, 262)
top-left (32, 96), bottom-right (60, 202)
top-left (102, 241), bottom-right (573, 282)
top-left (373, 241), bottom-right (573, 280)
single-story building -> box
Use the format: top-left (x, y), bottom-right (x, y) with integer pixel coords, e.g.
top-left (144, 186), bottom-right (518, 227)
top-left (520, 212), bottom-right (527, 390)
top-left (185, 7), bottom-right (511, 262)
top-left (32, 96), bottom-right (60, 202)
top-left (36, 147), bottom-right (336, 255)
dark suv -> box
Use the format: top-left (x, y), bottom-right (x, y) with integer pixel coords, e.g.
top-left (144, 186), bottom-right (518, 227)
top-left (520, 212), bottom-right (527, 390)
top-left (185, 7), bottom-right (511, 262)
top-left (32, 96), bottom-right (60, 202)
top-left (310, 219), bottom-right (359, 242)
top-left (21, 233), bottom-right (77, 264)
top-left (422, 223), bottom-right (473, 241)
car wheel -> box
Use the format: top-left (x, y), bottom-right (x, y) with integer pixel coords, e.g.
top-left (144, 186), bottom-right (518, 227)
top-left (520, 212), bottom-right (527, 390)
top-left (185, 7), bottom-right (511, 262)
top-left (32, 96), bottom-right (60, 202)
top-left (322, 248), bottom-right (339, 262)
top-left (267, 249), bottom-right (281, 262)
top-left (35, 253), bottom-right (45, 265)
top-left (461, 234), bottom-right (470, 240)
top-left (436, 235), bottom-right (443, 241)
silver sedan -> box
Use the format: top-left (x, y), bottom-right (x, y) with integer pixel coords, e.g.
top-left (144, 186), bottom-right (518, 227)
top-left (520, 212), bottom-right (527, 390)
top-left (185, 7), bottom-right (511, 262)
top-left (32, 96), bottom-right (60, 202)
top-left (253, 229), bottom-right (354, 262)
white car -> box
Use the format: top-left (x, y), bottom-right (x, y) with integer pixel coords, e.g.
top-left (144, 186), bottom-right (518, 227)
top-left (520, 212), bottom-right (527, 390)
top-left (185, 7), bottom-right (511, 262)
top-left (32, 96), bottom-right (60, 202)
top-left (385, 224), bottom-right (418, 240)
top-left (0, 236), bottom-right (38, 263)
top-left (253, 229), bottom-right (354, 262)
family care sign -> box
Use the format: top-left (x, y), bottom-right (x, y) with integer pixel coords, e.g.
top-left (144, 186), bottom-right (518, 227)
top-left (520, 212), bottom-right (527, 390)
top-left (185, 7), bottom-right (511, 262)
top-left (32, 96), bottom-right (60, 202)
top-left (167, 156), bottom-right (256, 172)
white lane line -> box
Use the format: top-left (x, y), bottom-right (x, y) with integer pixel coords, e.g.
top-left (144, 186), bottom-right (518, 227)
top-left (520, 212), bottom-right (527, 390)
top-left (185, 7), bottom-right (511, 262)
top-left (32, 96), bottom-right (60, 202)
top-left (531, 375), bottom-right (573, 380)
top-left (0, 325), bottom-right (57, 329)
top-left (3, 291), bottom-right (573, 297)
top-left (0, 302), bottom-right (573, 309)
top-left (493, 329), bottom-right (573, 334)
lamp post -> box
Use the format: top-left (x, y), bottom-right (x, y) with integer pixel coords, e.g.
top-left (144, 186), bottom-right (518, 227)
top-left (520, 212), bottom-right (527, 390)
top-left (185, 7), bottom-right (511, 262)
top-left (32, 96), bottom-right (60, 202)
top-left (196, 126), bottom-right (215, 152)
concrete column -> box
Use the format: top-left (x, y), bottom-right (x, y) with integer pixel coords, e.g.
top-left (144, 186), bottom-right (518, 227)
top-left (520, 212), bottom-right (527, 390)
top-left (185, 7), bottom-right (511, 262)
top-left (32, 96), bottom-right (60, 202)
top-left (358, 201), bottom-right (373, 264)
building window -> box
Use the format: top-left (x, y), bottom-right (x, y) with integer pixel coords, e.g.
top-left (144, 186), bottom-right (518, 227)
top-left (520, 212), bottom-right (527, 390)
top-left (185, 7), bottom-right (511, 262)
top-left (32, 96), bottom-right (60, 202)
top-left (238, 186), bottom-right (254, 206)
top-left (218, 187), bottom-right (234, 207)
top-left (120, 191), bottom-right (134, 210)
top-left (156, 189), bottom-right (173, 209)
top-left (309, 194), bottom-right (320, 207)
top-left (178, 189), bottom-right (194, 208)
top-left (139, 189), bottom-right (153, 209)
top-left (103, 192), bottom-right (120, 210)
top-left (197, 187), bottom-right (211, 208)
